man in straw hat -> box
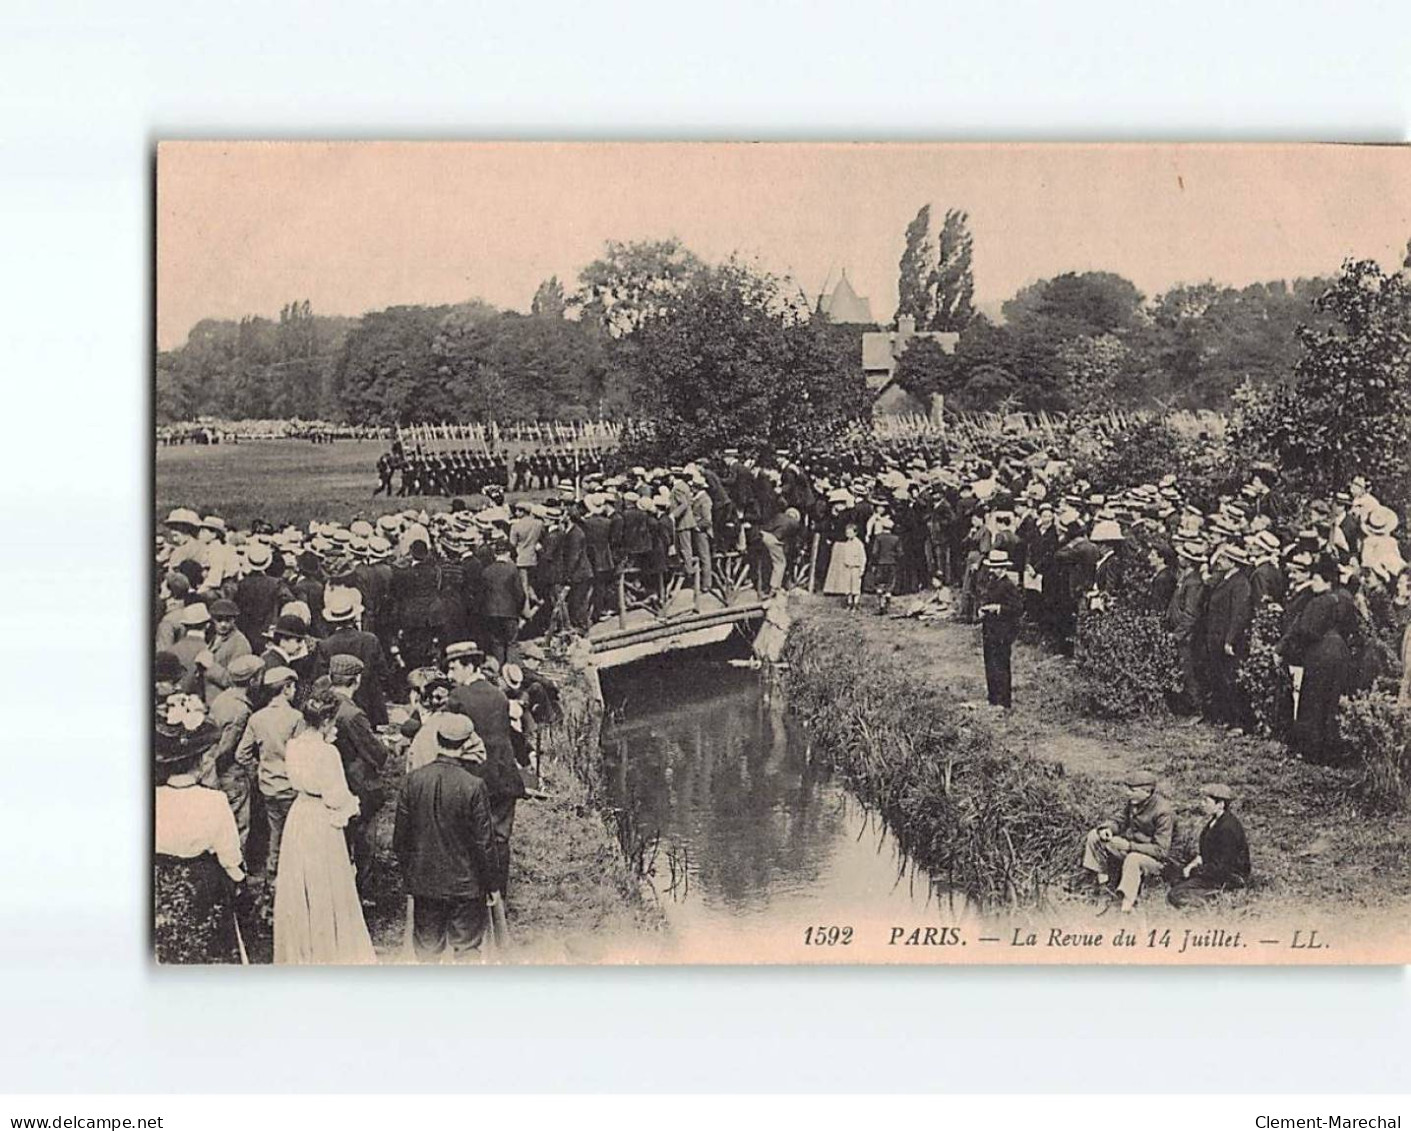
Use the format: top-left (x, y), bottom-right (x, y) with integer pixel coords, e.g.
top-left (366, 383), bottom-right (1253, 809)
top-left (979, 549), bottom-right (1023, 709)
top-left (393, 713), bottom-right (495, 962)
top-left (1203, 542), bottom-right (1254, 733)
top-left (1081, 770), bottom-right (1174, 913)
top-left (235, 540), bottom-right (293, 648)
top-left (318, 586), bottom-right (390, 727)
top-left (1168, 783), bottom-right (1251, 908)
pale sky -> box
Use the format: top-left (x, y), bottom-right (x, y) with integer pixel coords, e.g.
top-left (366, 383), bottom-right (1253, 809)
top-left (156, 142), bottom-right (1411, 350)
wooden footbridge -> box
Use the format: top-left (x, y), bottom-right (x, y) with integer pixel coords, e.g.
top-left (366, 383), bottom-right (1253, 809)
top-left (585, 549), bottom-right (808, 669)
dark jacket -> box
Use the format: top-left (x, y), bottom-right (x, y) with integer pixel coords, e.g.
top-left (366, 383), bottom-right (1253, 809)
top-left (332, 696), bottom-right (389, 808)
top-left (1164, 569), bottom-right (1207, 644)
top-left (446, 679), bottom-right (527, 801)
top-left (1191, 809), bottom-right (1251, 887)
top-left (393, 756), bottom-right (495, 899)
top-left (535, 527), bottom-right (565, 587)
top-left (1149, 566), bottom-right (1177, 614)
top-left (582, 513), bottom-right (615, 574)
top-left (560, 522), bottom-right (593, 583)
top-left (317, 627), bottom-right (390, 727)
top-left (235, 573), bottom-right (294, 646)
top-left (980, 573), bottom-right (1024, 645)
top-left (1205, 569), bottom-right (1254, 656)
top-left (620, 507), bottom-right (655, 556)
top-left (392, 559), bottom-right (445, 630)
top-left (480, 560), bottom-right (525, 620)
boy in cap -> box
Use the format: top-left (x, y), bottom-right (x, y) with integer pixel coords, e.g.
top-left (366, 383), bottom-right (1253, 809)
top-left (236, 665), bottom-right (305, 890)
top-left (1081, 771), bottom-right (1174, 912)
top-left (195, 598), bottom-right (254, 706)
top-left (1168, 783), bottom-right (1251, 908)
top-left (202, 653), bottom-right (267, 848)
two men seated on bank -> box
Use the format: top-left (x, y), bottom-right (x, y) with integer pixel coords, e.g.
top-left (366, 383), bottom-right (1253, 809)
top-left (1081, 773), bottom-right (1251, 912)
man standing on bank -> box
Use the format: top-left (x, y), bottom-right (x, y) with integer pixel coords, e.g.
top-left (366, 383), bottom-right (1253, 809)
top-left (1168, 783), bottom-right (1251, 908)
top-left (979, 549), bottom-right (1023, 709)
top-left (1081, 770), bottom-right (1175, 913)
top-left (393, 713), bottom-right (496, 962)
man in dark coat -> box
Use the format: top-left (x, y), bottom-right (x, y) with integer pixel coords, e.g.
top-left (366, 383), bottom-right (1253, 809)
top-left (581, 498), bottom-right (616, 621)
top-left (1163, 542), bottom-right (1209, 716)
top-left (479, 543), bottom-right (525, 665)
top-left (1202, 544), bottom-right (1255, 730)
top-left (235, 541), bottom-right (294, 648)
top-left (391, 538), bottom-right (446, 669)
top-left (444, 641), bottom-right (527, 894)
top-left (392, 713), bottom-right (496, 961)
top-left (1168, 783), bottom-right (1251, 908)
top-left (317, 587), bottom-right (391, 727)
top-left (979, 550), bottom-right (1024, 708)
top-left (327, 656), bottom-right (390, 901)
top-left (560, 507), bottom-right (593, 632)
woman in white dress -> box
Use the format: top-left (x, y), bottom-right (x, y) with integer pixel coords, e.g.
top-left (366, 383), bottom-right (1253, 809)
top-left (273, 688), bottom-right (376, 965)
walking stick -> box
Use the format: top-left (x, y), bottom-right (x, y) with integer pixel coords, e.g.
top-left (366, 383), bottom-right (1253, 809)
top-left (403, 895), bottom-right (415, 960)
top-left (234, 913), bottom-right (249, 965)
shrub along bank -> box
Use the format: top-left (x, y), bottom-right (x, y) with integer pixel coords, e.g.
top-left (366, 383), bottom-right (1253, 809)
top-left (783, 613), bottom-right (1105, 910)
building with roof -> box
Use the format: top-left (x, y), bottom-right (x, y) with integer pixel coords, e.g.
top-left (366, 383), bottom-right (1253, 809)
top-left (815, 270), bottom-right (875, 325)
top-left (863, 315), bottom-right (959, 417)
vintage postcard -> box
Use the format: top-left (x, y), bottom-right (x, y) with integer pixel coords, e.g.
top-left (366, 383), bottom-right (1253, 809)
top-left (154, 141), bottom-right (1411, 965)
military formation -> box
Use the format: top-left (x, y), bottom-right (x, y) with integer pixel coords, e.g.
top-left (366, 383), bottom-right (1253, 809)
top-left (374, 444), bottom-right (612, 498)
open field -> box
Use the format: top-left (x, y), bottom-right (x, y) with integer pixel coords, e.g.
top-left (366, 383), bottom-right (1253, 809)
top-left (156, 439), bottom-right (458, 531)
top-left (789, 595), bottom-right (1411, 918)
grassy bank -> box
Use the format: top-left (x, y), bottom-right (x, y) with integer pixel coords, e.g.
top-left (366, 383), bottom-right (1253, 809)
top-left (784, 606), bottom-right (1104, 909)
top-left (785, 596), bottom-right (1411, 917)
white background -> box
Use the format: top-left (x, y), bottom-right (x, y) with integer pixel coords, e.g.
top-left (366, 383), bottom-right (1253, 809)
top-left (3, 0), bottom-right (1411, 1095)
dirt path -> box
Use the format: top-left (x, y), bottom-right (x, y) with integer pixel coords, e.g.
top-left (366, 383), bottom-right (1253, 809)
top-left (793, 594), bottom-right (1411, 913)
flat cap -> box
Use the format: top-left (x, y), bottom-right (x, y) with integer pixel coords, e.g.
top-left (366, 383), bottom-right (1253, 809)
top-left (1123, 770), bottom-right (1158, 788)
top-left (262, 665), bottom-right (298, 688)
top-left (328, 654), bottom-right (365, 679)
top-left (1200, 782), bottom-right (1234, 801)
top-left (228, 655), bottom-right (265, 684)
top-left (435, 713), bottom-right (476, 747)
top-left (209, 598), bottom-right (240, 618)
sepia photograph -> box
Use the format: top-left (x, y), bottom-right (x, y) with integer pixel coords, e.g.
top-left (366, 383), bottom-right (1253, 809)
top-left (153, 141), bottom-right (1411, 966)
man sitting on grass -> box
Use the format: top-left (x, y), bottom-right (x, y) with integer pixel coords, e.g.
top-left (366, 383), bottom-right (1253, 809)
top-left (1167, 783), bottom-right (1251, 908)
top-left (1080, 770), bottom-right (1174, 913)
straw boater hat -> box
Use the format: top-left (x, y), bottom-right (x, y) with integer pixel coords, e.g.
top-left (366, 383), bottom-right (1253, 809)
top-left (244, 541), bottom-right (273, 571)
top-left (1365, 505), bottom-right (1399, 536)
top-left (323, 587), bottom-right (363, 625)
top-left (181, 602), bottom-right (211, 628)
top-left (445, 640), bottom-right (484, 664)
top-left (165, 508), bottom-right (201, 531)
top-left (1091, 519), bottom-right (1125, 544)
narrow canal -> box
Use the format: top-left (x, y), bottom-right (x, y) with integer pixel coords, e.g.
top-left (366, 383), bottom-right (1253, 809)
top-left (600, 652), bottom-right (957, 949)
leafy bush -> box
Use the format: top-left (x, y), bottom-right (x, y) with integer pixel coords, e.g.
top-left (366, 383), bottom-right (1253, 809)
top-left (1337, 688), bottom-right (1411, 812)
top-left (1074, 599), bottom-right (1182, 719)
top-left (1074, 417), bottom-right (1183, 496)
top-left (1237, 602), bottom-right (1293, 738)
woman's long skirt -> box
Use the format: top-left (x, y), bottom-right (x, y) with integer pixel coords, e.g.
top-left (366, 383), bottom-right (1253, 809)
top-left (154, 852), bottom-right (239, 965)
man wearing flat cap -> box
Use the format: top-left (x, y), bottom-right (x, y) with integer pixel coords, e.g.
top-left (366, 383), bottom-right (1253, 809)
top-left (195, 598), bottom-right (254, 707)
top-left (1203, 543), bottom-right (1254, 733)
top-left (1168, 783), bottom-right (1251, 908)
top-left (393, 713), bottom-right (496, 961)
top-left (327, 654), bottom-right (391, 902)
top-left (202, 654), bottom-right (267, 849)
top-left (1081, 771), bottom-right (1175, 913)
top-left (235, 665), bottom-right (305, 889)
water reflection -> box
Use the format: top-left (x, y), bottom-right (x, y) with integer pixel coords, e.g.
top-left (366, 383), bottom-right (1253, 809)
top-left (601, 659), bottom-right (949, 930)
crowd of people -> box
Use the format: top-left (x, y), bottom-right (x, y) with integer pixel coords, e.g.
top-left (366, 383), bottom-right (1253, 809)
top-left (155, 418), bottom-right (1411, 958)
